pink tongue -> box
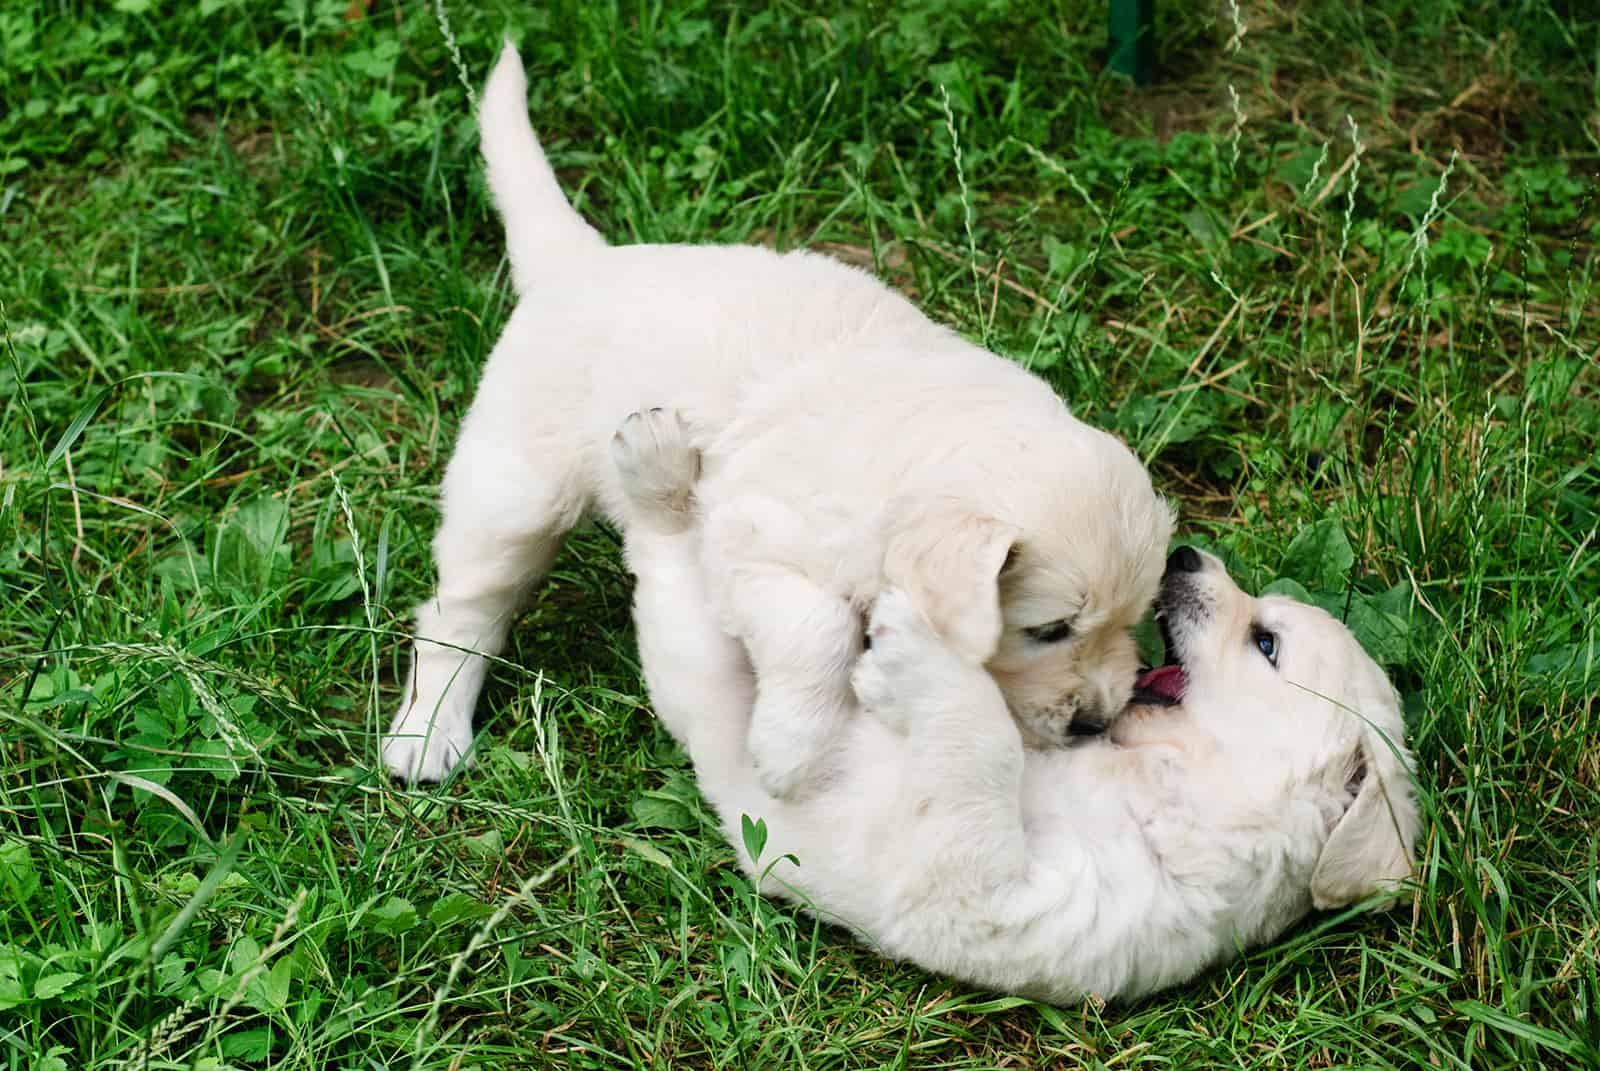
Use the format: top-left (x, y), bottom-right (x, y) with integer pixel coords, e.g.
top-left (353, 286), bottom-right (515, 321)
top-left (1135, 665), bottom-right (1187, 702)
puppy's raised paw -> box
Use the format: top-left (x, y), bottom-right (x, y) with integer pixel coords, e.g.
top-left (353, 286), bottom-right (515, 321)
top-left (611, 407), bottom-right (700, 533)
top-left (852, 588), bottom-right (941, 733)
top-left (866, 587), bottom-right (937, 649)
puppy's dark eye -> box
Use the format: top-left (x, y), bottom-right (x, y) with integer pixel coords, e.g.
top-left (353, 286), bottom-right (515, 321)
top-left (1252, 626), bottom-right (1278, 666)
top-left (1025, 619), bottom-right (1075, 644)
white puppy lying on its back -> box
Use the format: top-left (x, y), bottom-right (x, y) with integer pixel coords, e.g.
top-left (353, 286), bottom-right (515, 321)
top-left (383, 44), bottom-right (1172, 790)
top-left (615, 413), bottom-right (1420, 1003)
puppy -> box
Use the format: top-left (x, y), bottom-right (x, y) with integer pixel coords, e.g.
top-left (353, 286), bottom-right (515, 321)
top-left (382, 44), bottom-right (1173, 788)
top-left (614, 415), bottom-right (1420, 1002)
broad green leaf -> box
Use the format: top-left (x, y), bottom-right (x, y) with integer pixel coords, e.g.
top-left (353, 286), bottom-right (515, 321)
top-left (219, 1026), bottom-right (272, 1062)
top-left (740, 814), bottom-right (768, 864)
top-left (1260, 577), bottom-right (1314, 604)
top-left (1280, 518), bottom-right (1355, 591)
top-left (429, 893), bottom-right (495, 928)
top-left (0, 841), bottom-right (39, 901)
top-left (245, 956), bottom-right (292, 1013)
top-left (212, 496), bottom-right (292, 593)
top-left (1345, 595), bottom-right (1411, 665)
top-left (33, 972), bottom-right (80, 1001)
top-left (631, 791), bottom-right (696, 831)
top-left (367, 896), bottom-right (418, 936)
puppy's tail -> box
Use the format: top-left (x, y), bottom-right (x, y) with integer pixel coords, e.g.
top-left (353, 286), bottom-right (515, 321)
top-left (479, 41), bottom-right (605, 294)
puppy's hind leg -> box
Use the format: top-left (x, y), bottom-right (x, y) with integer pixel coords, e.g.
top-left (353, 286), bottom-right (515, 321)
top-left (383, 400), bottom-right (587, 784)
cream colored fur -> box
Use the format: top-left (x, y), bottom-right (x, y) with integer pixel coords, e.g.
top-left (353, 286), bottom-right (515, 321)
top-left (382, 45), bottom-right (1173, 787)
top-left (613, 416), bottom-right (1420, 1002)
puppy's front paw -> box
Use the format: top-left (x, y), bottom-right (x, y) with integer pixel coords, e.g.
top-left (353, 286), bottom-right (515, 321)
top-left (748, 721), bottom-right (816, 800)
top-left (611, 408), bottom-right (700, 532)
top-left (852, 588), bottom-right (941, 732)
top-left (866, 586), bottom-right (937, 643)
top-left (382, 702), bottom-right (475, 784)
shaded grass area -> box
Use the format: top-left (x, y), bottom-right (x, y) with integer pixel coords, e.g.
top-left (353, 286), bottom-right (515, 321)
top-left (2, 0), bottom-right (1597, 1067)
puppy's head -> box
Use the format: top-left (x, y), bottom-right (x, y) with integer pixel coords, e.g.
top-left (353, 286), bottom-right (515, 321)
top-left (882, 455), bottom-right (1173, 745)
top-left (1118, 546), bottom-right (1420, 911)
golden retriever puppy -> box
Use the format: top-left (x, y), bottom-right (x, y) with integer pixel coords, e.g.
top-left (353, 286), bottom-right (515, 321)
top-left (614, 416), bottom-right (1419, 1001)
top-left (382, 45), bottom-right (1172, 788)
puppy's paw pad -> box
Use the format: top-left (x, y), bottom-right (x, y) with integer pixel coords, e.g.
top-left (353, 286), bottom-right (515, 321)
top-left (611, 407), bottom-right (698, 488)
top-left (611, 408), bottom-right (700, 520)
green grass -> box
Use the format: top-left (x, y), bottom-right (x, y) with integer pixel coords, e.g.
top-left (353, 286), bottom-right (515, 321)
top-left (2, 0), bottom-right (1597, 1066)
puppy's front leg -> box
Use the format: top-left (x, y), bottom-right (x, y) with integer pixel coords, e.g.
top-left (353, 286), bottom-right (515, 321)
top-left (703, 500), bottom-right (860, 799)
top-left (853, 590), bottom-right (1029, 883)
top-left (613, 414), bottom-right (858, 800)
top-left (733, 570), bottom-right (859, 799)
top-left (625, 530), bottom-right (754, 759)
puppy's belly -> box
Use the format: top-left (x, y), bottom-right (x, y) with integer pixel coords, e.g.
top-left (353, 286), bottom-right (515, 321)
top-left (703, 716), bottom-right (917, 912)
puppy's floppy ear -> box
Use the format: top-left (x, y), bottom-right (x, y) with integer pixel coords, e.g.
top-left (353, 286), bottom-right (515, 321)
top-left (882, 498), bottom-right (1018, 663)
top-left (1311, 739), bottom-right (1419, 910)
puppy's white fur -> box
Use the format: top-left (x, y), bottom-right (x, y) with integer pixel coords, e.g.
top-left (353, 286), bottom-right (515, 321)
top-left (614, 417), bottom-right (1420, 1002)
top-left (383, 45), bottom-right (1172, 786)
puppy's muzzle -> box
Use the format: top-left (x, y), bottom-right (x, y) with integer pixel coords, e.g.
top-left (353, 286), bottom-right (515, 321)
top-left (1156, 544), bottom-right (1210, 622)
top-left (1166, 545), bottom-right (1204, 575)
top-left (1132, 545), bottom-right (1210, 709)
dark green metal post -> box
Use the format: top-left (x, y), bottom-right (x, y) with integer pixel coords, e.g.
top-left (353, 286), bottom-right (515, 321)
top-left (1108, 0), bottom-right (1155, 85)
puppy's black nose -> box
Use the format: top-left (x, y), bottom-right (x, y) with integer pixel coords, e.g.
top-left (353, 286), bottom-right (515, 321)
top-left (1167, 545), bottom-right (1203, 574)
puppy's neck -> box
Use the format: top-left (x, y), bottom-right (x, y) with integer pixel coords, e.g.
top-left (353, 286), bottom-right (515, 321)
top-left (1092, 708), bottom-right (1326, 947)
top-left (1107, 707), bottom-right (1298, 835)
top-left (1106, 704), bottom-right (1220, 764)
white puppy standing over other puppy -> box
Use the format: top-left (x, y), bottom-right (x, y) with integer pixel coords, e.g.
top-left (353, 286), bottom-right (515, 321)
top-left (613, 413), bottom-right (1421, 1002)
top-left (383, 44), bottom-right (1173, 787)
